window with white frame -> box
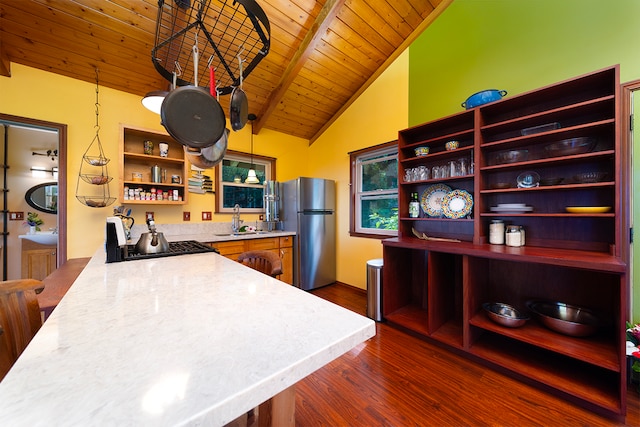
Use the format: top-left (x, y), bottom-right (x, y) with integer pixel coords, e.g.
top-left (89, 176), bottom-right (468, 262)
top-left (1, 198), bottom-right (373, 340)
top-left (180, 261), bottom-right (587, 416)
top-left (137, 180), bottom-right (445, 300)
top-left (350, 141), bottom-right (398, 237)
top-left (215, 150), bottom-right (275, 213)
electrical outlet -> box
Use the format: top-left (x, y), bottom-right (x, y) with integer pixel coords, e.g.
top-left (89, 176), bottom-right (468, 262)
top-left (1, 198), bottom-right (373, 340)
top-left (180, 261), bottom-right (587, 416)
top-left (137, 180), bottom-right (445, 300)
top-left (259, 214), bottom-right (264, 221)
top-left (183, 211), bottom-right (191, 221)
top-left (202, 211), bottom-right (212, 221)
top-left (9, 212), bottom-right (24, 220)
top-left (146, 212), bottom-right (154, 221)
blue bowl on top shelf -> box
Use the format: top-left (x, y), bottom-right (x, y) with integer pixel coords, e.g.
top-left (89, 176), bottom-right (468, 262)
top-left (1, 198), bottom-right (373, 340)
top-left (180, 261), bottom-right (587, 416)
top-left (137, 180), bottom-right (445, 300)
top-left (462, 89), bottom-right (507, 109)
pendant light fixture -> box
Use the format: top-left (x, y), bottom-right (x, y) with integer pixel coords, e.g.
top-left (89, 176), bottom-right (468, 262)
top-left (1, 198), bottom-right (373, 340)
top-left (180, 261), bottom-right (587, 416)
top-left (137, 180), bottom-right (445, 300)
top-left (141, 90), bottom-right (168, 114)
top-left (245, 114), bottom-right (260, 184)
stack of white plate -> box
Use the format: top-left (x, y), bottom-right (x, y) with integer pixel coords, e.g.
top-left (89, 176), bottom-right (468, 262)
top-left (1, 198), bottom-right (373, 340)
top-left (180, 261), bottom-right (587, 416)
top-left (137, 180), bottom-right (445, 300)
top-left (490, 203), bottom-right (533, 213)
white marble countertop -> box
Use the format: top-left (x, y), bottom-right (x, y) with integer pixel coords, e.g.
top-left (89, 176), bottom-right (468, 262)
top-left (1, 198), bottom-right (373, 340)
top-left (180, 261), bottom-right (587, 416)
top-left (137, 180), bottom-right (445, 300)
top-left (0, 248), bottom-right (374, 426)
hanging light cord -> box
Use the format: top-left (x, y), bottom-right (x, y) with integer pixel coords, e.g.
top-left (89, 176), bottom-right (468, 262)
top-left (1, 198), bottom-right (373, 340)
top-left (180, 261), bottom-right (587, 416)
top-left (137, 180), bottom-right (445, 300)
top-left (94, 68), bottom-right (101, 134)
top-left (250, 120), bottom-right (254, 169)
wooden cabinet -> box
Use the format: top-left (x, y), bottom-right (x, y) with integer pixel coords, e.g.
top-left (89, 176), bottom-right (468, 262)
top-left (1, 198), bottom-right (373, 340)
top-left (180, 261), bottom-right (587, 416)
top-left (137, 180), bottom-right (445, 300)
top-left (21, 240), bottom-right (57, 280)
top-left (209, 236), bottom-right (294, 285)
top-left (278, 236), bottom-right (294, 285)
top-left (119, 125), bottom-right (188, 204)
top-left (384, 66), bottom-right (628, 418)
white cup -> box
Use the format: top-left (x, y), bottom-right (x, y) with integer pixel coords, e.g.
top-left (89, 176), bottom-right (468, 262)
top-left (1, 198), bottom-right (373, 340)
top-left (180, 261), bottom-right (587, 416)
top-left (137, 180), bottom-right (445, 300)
top-left (159, 142), bottom-right (169, 157)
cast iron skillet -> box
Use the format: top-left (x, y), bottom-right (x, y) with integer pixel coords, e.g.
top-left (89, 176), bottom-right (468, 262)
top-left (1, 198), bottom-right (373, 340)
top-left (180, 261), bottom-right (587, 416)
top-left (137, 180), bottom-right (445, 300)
top-left (161, 45), bottom-right (226, 148)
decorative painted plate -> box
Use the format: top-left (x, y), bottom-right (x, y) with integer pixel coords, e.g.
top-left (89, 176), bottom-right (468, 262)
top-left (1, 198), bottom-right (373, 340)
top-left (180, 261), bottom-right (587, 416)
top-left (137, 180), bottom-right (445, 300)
top-left (421, 183), bottom-right (452, 217)
top-left (442, 189), bottom-right (473, 219)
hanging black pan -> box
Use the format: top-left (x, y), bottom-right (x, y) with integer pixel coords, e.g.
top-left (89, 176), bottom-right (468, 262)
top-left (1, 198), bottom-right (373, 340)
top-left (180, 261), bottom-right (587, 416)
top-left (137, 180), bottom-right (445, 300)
top-left (230, 52), bottom-right (248, 131)
top-left (161, 44), bottom-right (226, 148)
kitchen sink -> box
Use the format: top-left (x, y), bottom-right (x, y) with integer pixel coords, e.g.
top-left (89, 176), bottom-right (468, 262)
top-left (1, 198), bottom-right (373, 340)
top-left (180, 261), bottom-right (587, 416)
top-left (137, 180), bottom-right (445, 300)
top-left (19, 232), bottom-right (58, 245)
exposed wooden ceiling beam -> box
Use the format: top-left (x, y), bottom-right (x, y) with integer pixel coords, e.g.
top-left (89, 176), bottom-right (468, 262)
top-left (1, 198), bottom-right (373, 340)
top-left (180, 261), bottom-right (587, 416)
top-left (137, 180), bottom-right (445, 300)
top-left (253, 0), bottom-right (345, 135)
top-left (0, 23), bottom-right (10, 77)
top-left (308, 0), bottom-right (455, 144)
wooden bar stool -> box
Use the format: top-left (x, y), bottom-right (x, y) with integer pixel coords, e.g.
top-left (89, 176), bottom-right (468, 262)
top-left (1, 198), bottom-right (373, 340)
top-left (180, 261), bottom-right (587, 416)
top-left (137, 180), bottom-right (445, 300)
top-left (0, 279), bottom-right (44, 381)
top-left (237, 250), bottom-right (283, 278)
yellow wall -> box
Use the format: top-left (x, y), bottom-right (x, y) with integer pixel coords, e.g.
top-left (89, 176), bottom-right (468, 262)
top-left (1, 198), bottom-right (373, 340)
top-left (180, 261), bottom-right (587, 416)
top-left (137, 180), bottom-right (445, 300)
top-left (310, 50), bottom-right (409, 289)
top-left (0, 64), bottom-right (309, 258)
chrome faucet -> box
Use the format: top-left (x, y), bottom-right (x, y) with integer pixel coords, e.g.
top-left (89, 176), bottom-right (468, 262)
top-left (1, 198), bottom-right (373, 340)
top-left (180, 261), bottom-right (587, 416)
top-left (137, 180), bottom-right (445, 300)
top-left (49, 227), bottom-right (58, 234)
top-left (231, 204), bottom-right (243, 233)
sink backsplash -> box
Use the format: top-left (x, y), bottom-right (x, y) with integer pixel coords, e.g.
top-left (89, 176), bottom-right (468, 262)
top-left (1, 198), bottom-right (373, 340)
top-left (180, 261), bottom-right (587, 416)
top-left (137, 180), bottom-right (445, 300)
top-left (128, 221), bottom-right (282, 240)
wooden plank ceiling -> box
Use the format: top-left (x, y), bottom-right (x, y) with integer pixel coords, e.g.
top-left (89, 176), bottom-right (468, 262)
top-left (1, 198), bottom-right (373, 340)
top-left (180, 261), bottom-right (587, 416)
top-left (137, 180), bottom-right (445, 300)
top-left (0, 0), bottom-right (452, 141)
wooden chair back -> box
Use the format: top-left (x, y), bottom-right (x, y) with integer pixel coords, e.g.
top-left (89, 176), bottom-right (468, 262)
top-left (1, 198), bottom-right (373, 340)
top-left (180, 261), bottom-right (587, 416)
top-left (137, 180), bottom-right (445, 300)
top-left (237, 250), bottom-right (283, 278)
top-left (0, 279), bottom-right (44, 381)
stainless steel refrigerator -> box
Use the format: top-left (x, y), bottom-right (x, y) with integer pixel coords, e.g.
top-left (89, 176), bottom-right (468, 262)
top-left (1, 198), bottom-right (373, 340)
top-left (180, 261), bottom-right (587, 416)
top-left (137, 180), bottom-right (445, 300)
top-left (281, 177), bottom-right (336, 290)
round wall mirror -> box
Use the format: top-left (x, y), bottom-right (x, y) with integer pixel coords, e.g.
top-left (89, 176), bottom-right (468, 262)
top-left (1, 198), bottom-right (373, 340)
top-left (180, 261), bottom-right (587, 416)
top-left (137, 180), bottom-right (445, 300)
top-left (25, 182), bottom-right (58, 214)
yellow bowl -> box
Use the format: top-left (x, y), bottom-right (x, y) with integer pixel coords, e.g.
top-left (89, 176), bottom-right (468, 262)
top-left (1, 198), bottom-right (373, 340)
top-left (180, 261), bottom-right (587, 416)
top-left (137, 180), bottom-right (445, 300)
top-left (565, 206), bottom-right (611, 213)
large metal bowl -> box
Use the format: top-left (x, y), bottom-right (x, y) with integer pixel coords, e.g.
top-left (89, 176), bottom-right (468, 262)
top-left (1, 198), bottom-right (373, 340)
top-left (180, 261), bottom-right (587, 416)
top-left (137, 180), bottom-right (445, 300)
top-left (482, 302), bottom-right (529, 328)
top-left (527, 301), bottom-right (599, 337)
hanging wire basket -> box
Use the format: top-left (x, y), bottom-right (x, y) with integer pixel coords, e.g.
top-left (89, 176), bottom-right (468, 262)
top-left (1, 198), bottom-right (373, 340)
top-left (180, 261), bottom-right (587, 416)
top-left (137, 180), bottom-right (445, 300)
top-left (83, 155), bottom-right (110, 166)
top-left (79, 174), bottom-right (113, 185)
top-left (151, 0), bottom-right (270, 95)
top-left (76, 68), bottom-right (117, 208)
top-left (75, 196), bottom-right (116, 208)
top-left (76, 136), bottom-right (117, 208)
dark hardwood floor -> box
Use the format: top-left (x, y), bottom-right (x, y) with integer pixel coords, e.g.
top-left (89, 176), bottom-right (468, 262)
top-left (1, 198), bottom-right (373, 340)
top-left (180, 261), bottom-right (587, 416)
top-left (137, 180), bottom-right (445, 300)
top-left (301, 283), bottom-right (640, 426)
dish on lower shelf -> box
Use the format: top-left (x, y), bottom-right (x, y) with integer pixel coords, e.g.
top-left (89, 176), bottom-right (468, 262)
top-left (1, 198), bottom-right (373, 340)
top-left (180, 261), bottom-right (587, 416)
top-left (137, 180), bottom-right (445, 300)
top-left (527, 301), bottom-right (600, 337)
top-left (565, 206), bottom-right (611, 213)
top-left (491, 149), bottom-right (528, 165)
top-left (573, 171), bottom-right (607, 183)
top-left (420, 183), bottom-right (452, 217)
top-left (441, 189), bottom-right (473, 219)
top-left (539, 177), bottom-right (564, 186)
top-left (544, 136), bottom-right (596, 157)
top-left (482, 302), bottom-right (529, 328)
top-left (490, 205), bottom-right (533, 213)
top-left (516, 171), bottom-right (540, 188)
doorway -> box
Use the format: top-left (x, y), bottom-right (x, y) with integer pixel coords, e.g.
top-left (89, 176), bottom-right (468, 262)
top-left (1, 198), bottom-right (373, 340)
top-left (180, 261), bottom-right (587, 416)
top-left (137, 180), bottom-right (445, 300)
top-left (622, 82), bottom-right (639, 324)
top-left (0, 114), bottom-right (67, 279)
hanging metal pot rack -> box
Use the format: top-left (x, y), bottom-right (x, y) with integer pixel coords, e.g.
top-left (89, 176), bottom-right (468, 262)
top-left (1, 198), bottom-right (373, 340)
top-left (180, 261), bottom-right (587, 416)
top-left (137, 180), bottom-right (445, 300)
top-left (151, 0), bottom-right (270, 96)
top-left (76, 68), bottom-right (116, 208)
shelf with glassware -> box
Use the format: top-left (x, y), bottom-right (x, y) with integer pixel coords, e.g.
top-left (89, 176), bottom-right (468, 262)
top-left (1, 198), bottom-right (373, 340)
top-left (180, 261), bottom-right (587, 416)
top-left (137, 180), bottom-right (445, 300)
top-left (119, 124), bottom-right (188, 205)
top-left (384, 66), bottom-right (628, 418)
top-left (398, 110), bottom-right (476, 241)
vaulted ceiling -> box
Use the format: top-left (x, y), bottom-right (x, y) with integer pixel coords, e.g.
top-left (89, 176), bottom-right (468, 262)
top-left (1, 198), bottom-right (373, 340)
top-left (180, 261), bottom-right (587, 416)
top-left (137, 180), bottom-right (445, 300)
top-left (0, 0), bottom-right (452, 141)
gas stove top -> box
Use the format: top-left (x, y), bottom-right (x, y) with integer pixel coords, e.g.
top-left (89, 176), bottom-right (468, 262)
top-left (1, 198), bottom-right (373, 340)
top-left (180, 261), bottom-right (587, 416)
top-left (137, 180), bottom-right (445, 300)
top-left (122, 240), bottom-right (218, 261)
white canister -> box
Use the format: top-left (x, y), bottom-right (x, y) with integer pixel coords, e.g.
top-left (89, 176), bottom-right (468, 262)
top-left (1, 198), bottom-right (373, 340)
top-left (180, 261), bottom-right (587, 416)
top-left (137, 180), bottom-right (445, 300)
top-left (505, 225), bottom-right (523, 247)
top-left (489, 220), bottom-right (504, 245)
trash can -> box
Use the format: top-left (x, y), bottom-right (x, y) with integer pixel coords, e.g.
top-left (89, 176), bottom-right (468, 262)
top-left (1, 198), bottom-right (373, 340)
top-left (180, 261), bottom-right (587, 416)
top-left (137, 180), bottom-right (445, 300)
top-left (366, 258), bottom-right (383, 321)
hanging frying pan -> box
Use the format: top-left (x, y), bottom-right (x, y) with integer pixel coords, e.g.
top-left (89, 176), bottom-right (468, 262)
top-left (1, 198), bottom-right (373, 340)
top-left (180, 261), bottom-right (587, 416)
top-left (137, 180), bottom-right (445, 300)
top-left (184, 128), bottom-right (229, 169)
top-left (230, 52), bottom-right (248, 131)
top-left (161, 44), bottom-right (226, 148)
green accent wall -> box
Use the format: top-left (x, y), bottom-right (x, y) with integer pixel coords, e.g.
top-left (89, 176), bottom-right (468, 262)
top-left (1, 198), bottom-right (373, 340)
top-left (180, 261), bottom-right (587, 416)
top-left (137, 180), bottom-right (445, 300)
top-left (408, 0), bottom-right (640, 322)
top-left (409, 0), bottom-right (640, 124)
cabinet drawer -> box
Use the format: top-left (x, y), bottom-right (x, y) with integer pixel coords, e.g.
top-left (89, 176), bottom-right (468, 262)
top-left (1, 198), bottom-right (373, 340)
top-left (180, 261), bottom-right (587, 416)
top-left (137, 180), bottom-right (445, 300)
top-left (210, 241), bottom-right (247, 256)
top-left (279, 235), bottom-right (293, 248)
top-left (248, 237), bottom-right (279, 250)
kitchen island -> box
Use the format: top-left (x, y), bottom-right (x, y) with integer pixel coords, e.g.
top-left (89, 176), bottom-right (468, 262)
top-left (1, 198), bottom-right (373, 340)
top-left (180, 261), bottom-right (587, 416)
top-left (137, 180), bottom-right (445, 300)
top-left (0, 247), bottom-right (375, 426)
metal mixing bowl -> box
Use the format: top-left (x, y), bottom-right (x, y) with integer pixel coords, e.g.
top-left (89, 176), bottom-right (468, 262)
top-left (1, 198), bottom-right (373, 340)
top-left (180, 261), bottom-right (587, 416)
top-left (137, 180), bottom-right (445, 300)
top-left (527, 301), bottom-right (599, 337)
top-left (482, 302), bottom-right (529, 328)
